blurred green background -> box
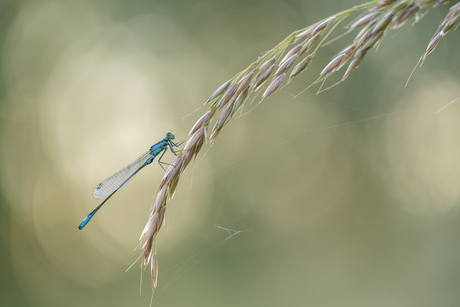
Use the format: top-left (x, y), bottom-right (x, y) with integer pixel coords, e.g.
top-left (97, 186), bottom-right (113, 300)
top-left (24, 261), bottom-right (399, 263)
top-left (1, 0), bottom-right (460, 306)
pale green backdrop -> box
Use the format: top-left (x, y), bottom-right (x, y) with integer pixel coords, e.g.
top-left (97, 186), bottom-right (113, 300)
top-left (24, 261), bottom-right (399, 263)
top-left (1, 0), bottom-right (460, 306)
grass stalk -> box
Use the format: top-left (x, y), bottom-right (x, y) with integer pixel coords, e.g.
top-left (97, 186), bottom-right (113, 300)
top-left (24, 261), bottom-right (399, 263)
top-left (139, 0), bottom-right (460, 292)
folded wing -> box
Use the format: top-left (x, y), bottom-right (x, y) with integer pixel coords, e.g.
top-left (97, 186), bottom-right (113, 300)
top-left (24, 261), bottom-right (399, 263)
top-left (93, 150), bottom-right (152, 199)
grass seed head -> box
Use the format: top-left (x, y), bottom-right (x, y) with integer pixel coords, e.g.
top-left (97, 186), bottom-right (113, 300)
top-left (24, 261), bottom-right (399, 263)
top-left (139, 0), bottom-right (457, 293)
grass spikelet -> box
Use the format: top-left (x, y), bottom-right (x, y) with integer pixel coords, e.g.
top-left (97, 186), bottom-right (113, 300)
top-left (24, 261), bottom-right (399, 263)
top-left (393, 3), bottom-right (420, 28)
top-left (252, 64), bottom-right (276, 91)
top-left (421, 32), bottom-right (443, 61)
top-left (371, 0), bottom-right (397, 10)
top-left (294, 15), bottom-right (336, 42)
top-left (442, 2), bottom-right (460, 22)
top-left (151, 251), bottom-right (158, 290)
top-left (361, 30), bottom-right (384, 50)
top-left (354, 18), bottom-right (378, 43)
top-left (349, 12), bottom-right (380, 31)
top-left (342, 49), bottom-right (368, 81)
top-left (183, 127), bottom-right (207, 166)
top-left (442, 14), bottom-right (460, 32)
top-left (210, 102), bottom-right (234, 142)
top-left (280, 44), bottom-right (303, 65)
top-left (434, 0), bottom-right (453, 7)
top-left (204, 80), bottom-right (230, 105)
top-left (418, 0), bottom-right (437, 8)
top-left (233, 88), bottom-right (250, 115)
top-left (406, 0), bottom-right (459, 86)
top-left (336, 45), bottom-right (356, 70)
top-left (313, 16), bottom-right (337, 35)
top-left (261, 73), bottom-right (286, 101)
top-left (140, 213), bottom-right (158, 244)
top-left (216, 82), bottom-right (238, 111)
top-left (139, 0), bottom-right (458, 292)
top-left (288, 54), bottom-right (313, 82)
top-left (274, 54), bottom-right (298, 77)
top-left (256, 58), bottom-right (277, 77)
top-left (299, 33), bottom-right (321, 55)
top-left (188, 110), bottom-right (213, 136)
top-left (372, 12), bottom-right (394, 33)
top-left (235, 72), bottom-right (254, 97)
top-left (319, 54), bottom-right (344, 78)
top-left (152, 186), bottom-right (167, 213)
top-left (295, 26), bottom-right (315, 42)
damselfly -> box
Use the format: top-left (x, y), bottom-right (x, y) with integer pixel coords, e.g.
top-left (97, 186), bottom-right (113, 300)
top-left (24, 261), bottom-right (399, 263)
top-left (78, 132), bottom-right (181, 230)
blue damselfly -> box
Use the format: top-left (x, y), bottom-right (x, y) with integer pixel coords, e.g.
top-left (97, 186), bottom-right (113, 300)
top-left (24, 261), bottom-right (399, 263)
top-left (78, 132), bottom-right (181, 230)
